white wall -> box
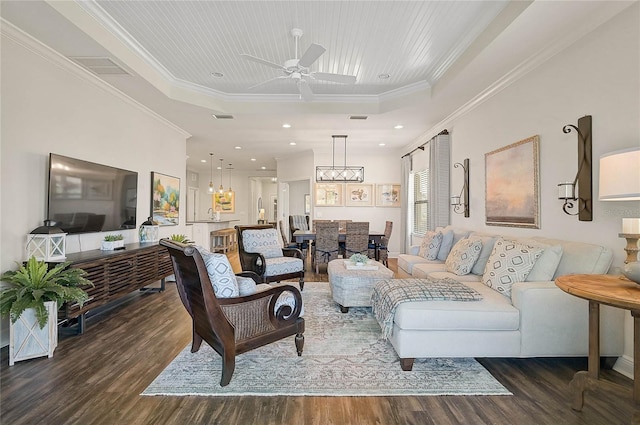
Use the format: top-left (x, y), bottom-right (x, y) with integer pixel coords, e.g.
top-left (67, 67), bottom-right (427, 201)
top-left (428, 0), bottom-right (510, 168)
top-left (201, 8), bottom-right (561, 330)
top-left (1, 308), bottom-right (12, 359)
top-left (1, 27), bottom-right (190, 345)
top-left (413, 5), bottom-right (640, 376)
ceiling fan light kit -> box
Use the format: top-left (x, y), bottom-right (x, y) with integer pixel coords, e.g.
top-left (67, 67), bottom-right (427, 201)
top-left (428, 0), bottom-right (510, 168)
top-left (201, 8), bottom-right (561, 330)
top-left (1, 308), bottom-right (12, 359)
top-left (316, 135), bottom-right (364, 183)
top-left (240, 28), bottom-right (356, 101)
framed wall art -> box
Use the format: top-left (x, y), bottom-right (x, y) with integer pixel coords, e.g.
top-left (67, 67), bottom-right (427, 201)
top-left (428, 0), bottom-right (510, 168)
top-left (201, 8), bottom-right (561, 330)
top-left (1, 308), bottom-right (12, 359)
top-left (151, 172), bottom-right (180, 225)
top-left (345, 183), bottom-right (373, 207)
top-left (485, 135), bottom-right (540, 228)
top-left (214, 191), bottom-right (235, 213)
top-left (315, 183), bottom-right (343, 206)
top-left (376, 183), bottom-right (401, 207)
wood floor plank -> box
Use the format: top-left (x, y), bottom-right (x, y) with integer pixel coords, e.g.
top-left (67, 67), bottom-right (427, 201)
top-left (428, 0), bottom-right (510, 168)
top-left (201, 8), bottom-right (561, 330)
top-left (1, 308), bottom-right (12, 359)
top-left (0, 252), bottom-right (636, 424)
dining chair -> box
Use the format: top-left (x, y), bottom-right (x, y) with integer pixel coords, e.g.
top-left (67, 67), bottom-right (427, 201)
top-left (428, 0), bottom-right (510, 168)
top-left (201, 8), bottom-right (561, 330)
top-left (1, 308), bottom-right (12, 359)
top-left (344, 221), bottom-right (370, 258)
top-left (370, 220), bottom-right (393, 266)
top-left (279, 220), bottom-right (298, 249)
top-left (313, 221), bottom-right (340, 273)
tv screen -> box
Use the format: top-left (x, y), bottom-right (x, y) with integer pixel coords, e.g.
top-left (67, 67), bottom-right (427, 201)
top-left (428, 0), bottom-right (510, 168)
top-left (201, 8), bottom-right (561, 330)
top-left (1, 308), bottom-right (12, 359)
top-left (47, 153), bottom-right (138, 234)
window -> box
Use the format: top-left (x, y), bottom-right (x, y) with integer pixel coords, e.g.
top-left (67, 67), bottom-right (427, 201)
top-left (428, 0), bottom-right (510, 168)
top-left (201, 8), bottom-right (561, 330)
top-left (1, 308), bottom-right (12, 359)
top-left (412, 169), bottom-right (429, 235)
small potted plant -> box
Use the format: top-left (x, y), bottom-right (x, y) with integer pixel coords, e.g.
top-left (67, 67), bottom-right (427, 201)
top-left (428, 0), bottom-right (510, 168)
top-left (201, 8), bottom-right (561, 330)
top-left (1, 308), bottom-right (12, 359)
top-left (0, 257), bottom-right (93, 365)
top-left (101, 234), bottom-right (124, 251)
top-left (167, 234), bottom-right (194, 244)
top-left (349, 253), bottom-right (370, 266)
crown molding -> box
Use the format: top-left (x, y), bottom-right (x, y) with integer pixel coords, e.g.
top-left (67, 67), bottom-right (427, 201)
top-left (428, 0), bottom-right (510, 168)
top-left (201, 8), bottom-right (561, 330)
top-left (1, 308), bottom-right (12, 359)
top-left (1, 19), bottom-right (191, 139)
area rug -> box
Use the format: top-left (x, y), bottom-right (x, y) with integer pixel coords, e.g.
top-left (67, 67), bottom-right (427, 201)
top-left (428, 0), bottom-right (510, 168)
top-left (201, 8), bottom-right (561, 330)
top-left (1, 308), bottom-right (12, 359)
top-left (142, 282), bottom-right (511, 397)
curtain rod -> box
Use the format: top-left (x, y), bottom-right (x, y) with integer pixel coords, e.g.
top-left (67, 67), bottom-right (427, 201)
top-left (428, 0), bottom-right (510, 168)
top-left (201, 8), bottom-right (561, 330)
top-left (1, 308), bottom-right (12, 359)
top-left (401, 129), bottom-right (449, 158)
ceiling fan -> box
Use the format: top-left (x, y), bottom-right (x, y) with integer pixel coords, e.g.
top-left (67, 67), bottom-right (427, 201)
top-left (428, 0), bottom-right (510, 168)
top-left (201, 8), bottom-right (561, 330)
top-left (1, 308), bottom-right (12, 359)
top-left (240, 28), bottom-right (357, 101)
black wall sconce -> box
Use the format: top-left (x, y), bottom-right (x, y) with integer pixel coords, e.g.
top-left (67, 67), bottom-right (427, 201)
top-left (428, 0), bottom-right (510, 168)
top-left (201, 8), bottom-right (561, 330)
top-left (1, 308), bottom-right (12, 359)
top-left (558, 115), bottom-right (592, 221)
top-left (451, 158), bottom-right (469, 217)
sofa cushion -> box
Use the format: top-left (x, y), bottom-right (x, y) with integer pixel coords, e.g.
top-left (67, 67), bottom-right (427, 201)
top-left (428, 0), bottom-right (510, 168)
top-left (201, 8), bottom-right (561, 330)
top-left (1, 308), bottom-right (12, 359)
top-left (418, 231), bottom-right (443, 259)
top-left (428, 271), bottom-right (482, 283)
top-left (469, 233), bottom-right (498, 276)
top-left (482, 238), bottom-right (544, 297)
top-left (532, 237), bottom-right (613, 277)
top-left (393, 281), bottom-right (519, 331)
top-left (398, 255), bottom-right (440, 274)
top-left (195, 246), bottom-right (239, 298)
top-left (412, 262), bottom-right (447, 278)
top-left (445, 238), bottom-right (483, 276)
top-left (516, 239), bottom-right (564, 282)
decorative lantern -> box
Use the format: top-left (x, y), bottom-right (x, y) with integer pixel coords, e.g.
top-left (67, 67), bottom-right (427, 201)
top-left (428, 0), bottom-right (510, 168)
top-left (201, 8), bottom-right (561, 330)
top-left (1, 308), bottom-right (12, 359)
top-left (139, 217), bottom-right (159, 243)
top-left (26, 220), bottom-right (66, 262)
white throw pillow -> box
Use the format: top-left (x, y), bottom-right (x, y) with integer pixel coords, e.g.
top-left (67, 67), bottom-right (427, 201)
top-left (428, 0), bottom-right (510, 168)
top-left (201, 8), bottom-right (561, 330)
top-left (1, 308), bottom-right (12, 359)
top-left (243, 228), bottom-right (283, 259)
top-left (516, 239), bottom-right (564, 282)
top-left (436, 229), bottom-right (455, 261)
top-left (418, 231), bottom-right (443, 260)
top-left (445, 238), bottom-right (483, 276)
top-left (482, 238), bottom-right (544, 297)
top-left (196, 246), bottom-right (239, 298)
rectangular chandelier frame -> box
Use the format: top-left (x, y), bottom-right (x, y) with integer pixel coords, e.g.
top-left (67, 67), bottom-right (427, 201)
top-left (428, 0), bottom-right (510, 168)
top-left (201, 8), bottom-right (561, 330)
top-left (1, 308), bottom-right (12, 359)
top-left (315, 135), bottom-right (365, 183)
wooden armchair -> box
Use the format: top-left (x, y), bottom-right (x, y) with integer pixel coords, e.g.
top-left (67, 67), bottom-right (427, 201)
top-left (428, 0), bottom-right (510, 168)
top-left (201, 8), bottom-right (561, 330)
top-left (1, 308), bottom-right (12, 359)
top-left (236, 225), bottom-right (305, 290)
top-left (160, 239), bottom-right (305, 387)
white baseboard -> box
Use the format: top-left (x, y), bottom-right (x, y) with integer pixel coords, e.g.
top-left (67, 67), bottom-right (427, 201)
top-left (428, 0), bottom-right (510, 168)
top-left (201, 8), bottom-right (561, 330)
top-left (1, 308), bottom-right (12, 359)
top-left (613, 354), bottom-right (634, 379)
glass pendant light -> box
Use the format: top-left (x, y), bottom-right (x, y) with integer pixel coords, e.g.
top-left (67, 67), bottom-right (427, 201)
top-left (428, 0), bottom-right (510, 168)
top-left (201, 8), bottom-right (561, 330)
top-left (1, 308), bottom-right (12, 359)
top-left (207, 153), bottom-right (214, 193)
top-left (227, 163), bottom-right (233, 196)
top-left (218, 159), bottom-right (224, 194)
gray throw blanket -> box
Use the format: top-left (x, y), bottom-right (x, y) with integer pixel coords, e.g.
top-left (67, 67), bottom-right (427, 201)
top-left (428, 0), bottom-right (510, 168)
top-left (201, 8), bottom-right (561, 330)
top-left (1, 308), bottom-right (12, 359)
top-left (371, 278), bottom-right (483, 339)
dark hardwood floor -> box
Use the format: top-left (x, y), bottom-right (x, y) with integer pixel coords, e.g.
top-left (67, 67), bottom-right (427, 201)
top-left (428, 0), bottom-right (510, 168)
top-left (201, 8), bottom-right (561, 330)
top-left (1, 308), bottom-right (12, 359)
top-left (1, 251), bottom-right (637, 424)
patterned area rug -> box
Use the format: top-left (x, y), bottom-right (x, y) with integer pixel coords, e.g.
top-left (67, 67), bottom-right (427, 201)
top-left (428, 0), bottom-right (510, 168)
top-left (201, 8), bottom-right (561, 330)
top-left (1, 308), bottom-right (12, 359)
top-left (142, 282), bottom-right (511, 396)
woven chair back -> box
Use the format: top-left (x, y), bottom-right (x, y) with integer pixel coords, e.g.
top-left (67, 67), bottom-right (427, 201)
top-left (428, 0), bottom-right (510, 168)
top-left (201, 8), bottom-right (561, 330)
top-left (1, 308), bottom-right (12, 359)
top-left (344, 221), bottom-right (370, 256)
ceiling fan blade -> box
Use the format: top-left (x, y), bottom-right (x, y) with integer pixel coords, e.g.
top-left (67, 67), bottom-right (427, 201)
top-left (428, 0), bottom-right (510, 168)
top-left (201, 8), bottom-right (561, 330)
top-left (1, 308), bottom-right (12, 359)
top-left (239, 54), bottom-right (285, 70)
top-left (297, 43), bottom-right (326, 68)
top-left (247, 76), bottom-right (288, 90)
top-left (298, 80), bottom-right (314, 102)
top-left (312, 72), bottom-right (357, 84)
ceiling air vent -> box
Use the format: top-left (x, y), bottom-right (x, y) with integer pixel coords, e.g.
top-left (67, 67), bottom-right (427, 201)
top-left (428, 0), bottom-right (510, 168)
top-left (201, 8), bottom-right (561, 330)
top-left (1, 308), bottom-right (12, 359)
top-left (212, 114), bottom-right (235, 120)
top-left (349, 116), bottom-right (368, 120)
top-left (69, 57), bottom-right (131, 75)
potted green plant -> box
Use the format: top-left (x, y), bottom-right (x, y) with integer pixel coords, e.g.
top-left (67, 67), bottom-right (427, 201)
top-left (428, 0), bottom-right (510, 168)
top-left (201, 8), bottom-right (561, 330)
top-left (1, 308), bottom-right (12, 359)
top-left (0, 257), bottom-right (93, 365)
top-left (349, 253), bottom-right (370, 266)
top-left (101, 234), bottom-right (124, 251)
top-left (168, 234), bottom-right (194, 244)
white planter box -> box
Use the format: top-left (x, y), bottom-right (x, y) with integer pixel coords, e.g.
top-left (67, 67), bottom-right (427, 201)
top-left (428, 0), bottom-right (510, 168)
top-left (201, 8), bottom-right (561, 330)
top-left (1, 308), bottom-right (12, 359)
top-left (101, 240), bottom-right (124, 251)
top-left (9, 301), bottom-right (58, 366)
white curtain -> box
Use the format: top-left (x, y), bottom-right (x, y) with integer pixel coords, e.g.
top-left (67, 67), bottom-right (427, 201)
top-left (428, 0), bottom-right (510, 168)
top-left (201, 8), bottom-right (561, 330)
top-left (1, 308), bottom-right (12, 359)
top-left (428, 133), bottom-right (451, 230)
top-left (400, 155), bottom-right (412, 253)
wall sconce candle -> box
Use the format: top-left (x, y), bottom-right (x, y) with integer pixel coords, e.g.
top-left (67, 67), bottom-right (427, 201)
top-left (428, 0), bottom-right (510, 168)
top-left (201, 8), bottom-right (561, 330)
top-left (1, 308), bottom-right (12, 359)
top-left (558, 115), bottom-right (592, 221)
top-left (451, 158), bottom-right (469, 217)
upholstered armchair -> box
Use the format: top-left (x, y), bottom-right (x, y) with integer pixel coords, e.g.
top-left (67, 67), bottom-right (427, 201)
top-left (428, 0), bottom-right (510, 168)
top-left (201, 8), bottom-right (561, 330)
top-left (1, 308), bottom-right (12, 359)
top-left (236, 225), bottom-right (305, 290)
top-left (160, 239), bottom-right (305, 387)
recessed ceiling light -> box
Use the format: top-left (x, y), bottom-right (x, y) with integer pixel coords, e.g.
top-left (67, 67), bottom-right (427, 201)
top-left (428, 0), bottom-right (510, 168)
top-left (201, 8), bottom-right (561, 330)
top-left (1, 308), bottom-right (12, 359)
top-left (211, 72), bottom-right (224, 78)
top-left (379, 143), bottom-right (386, 147)
top-left (235, 146), bottom-right (242, 150)
top-left (289, 142), bottom-right (297, 146)
top-left (261, 166), bottom-right (266, 170)
top-left (282, 123), bottom-right (291, 128)
top-left (200, 159), bottom-right (207, 163)
top-left (250, 158), bottom-right (257, 162)
top-left (217, 166), bottom-right (222, 170)
top-left (378, 73), bottom-right (390, 79)
top-left (394, 124), bottom-right (404, 129)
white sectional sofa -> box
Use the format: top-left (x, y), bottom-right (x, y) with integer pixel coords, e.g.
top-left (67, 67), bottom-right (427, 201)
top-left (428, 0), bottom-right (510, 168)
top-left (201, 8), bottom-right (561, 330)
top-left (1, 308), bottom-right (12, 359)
top-left (391, 226), bottom-right (624, 371)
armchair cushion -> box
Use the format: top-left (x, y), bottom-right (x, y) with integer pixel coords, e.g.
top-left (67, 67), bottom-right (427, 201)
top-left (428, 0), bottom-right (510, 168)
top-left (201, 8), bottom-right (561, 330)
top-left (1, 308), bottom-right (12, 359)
top-left (242, 228), bottom-right (283, 259)
top-left (196, 246), bottom-right (239, 298)
top-left (237, 276), bottom-right (258, 296)
top-left (265, 256), bottom-right (304, 277)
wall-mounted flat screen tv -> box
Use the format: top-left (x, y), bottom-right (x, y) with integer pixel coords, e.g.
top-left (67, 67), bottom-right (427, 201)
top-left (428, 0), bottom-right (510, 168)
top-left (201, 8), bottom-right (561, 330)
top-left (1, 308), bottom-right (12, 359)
top-left (47, 153), bottom-right (138, 234)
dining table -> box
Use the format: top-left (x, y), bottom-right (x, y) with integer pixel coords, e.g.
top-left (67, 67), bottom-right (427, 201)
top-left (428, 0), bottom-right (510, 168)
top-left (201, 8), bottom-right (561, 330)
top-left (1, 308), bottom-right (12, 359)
top-left (292, 229), bottom-right (385, 260)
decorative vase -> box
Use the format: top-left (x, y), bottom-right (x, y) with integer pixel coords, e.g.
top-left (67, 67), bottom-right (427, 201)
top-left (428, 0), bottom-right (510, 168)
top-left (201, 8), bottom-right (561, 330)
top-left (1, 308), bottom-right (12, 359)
top-left (622, 262), bottom-right (640, 285)
top-left (9, 301), bottom-right (58, 366)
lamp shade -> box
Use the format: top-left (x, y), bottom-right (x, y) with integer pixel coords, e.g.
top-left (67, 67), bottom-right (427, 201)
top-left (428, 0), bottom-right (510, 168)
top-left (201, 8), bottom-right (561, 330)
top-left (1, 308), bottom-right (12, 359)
top-left (599, 147), bottom-right (640, 201)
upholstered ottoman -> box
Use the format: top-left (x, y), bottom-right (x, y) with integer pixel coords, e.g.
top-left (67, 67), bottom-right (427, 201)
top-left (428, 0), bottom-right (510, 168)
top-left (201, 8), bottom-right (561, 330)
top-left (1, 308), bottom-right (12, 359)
top-left (328, 259), bottom-right (394, 312)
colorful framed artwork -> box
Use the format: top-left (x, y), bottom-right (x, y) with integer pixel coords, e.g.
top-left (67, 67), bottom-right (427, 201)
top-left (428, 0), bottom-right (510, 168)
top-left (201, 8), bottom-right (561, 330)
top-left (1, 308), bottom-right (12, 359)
top-left (376, 184), bottom-right (401, 207)
top-left (485, 135), bottom-right (540, 228)
top-left (151, 172), bottom-right (180, 226)
top-left (214, 191), bottom-right (235, 213)
top-left (346, 183), bottom-right (373, 207)
top-left (315, 183), bottom-right (343, 206)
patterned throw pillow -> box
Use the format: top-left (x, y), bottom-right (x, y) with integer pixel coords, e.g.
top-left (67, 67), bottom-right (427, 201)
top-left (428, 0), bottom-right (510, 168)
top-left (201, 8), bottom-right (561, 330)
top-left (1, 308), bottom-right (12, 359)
top-left (445, 238), bottom-right (483, 276)
top-left (418, 231), bottom-right (443, 260)
top-left (242, 229), bottom-right (283, 259)
top-left (196, 246), bottom-right (239, 298)
top-left (482, 238), bottom-right (544, 297)
top-left (237, 276), bottom-right (257, 296)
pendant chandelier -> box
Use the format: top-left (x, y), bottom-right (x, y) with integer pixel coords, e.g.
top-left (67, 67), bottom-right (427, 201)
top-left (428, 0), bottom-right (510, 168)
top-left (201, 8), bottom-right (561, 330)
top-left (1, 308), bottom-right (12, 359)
top-left (207, 153), bottom-right (214, 193)
top-left (227, 163), bottom-right (233, 196)
top-left (315, 135), bottom-right (364, 182)
top-left (218, 159), bottom-right (224, 194)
